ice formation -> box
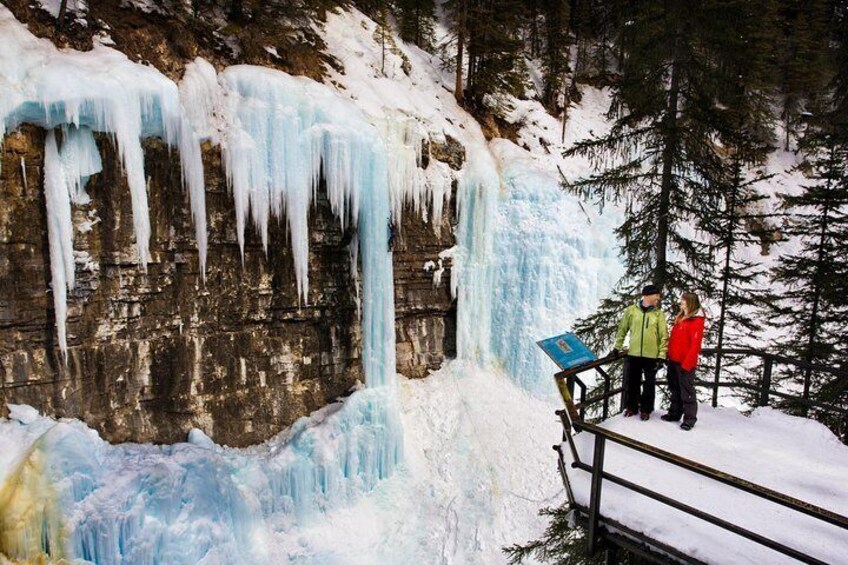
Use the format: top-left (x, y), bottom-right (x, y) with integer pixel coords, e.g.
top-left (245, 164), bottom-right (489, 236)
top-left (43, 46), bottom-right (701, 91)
top-left (0, 389), bottom-right (401, 564)
top-left (0, 3), bottom-right (631, 562)
top-left (487, 140), bottom-right (622, 393)
top-left (43, 131), bottom-right (76, 357)
top-left (1, 9), bottom-right (411, 558)
top-left (449, 140), bottom-right (623, 393)
top-left (58, 125), bottom-right (100, 204)
top-left (452, 146), bottom-right (501, 367)
top-left (0, 5), bottom-right (209, 352)
top-left (181, 61), bottom-right (398, 386)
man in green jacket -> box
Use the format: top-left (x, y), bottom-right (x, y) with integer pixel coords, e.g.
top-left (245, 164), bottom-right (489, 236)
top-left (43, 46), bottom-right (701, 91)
top-left (612, 284), bottom-right (669, 420)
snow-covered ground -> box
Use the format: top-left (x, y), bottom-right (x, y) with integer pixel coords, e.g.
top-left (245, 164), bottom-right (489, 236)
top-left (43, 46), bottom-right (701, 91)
top-left (261, 363), bottom-right (564, 564)
top-left (565, 407), bottom-right (848, 564)
top-left (3, 379), bottom-right (847, 564)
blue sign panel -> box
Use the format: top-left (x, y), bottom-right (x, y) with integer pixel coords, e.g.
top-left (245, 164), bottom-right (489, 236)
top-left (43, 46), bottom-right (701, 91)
top-left (536, 332), bottom-right (596, 370)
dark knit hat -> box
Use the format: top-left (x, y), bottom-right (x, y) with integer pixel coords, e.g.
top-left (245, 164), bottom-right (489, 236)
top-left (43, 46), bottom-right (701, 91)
top-left (641, 284), bottom-right (661, 296)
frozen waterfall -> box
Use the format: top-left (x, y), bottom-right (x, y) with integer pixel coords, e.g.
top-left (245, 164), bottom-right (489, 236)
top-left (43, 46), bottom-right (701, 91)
top-left (0, 4), bottom-right (626, 563)
top-left (451, 141), bottom-right (622, 394)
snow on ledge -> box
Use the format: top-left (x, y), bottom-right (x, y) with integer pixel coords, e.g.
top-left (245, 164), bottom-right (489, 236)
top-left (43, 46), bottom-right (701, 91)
top-left (564, 405), bottom-right (848, 564)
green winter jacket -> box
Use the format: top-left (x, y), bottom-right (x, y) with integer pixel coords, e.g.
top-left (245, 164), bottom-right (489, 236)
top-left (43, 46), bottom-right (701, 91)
top-left (614, 303), bottom-right (669, 359)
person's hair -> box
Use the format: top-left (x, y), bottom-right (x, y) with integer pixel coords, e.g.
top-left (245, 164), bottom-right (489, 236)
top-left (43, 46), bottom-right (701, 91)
top-left (675, 292), bottom-right (701, 323)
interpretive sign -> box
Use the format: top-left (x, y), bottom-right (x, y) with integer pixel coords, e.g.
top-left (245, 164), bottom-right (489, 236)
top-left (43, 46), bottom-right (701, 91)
top-left (536, 332), bottom-right (596, 370)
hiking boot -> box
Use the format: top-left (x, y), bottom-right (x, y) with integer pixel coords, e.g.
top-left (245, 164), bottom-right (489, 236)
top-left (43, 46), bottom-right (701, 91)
top-left (661, 413), bottom-right (680, 422)
top-left (640, 411), bottom-right (650, 421)
top-left (680, 422), bottom-right (694, 431)
top-left (623, 408), bottom-right (636, 417)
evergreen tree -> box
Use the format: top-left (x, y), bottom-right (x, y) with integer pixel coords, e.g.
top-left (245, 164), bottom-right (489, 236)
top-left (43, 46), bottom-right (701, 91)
top-left (504, 504), bottom-right (638, 564)
top-left (698, 1), bottom-right (777, 397)
top-left (540, 0), bottom-right (570, 113)
top-left (443, 0), bottom-right (469, 102)
top-left (524, 0), bottom-right (544, 58)
top-left (776, 0), bottom-right (833, 149)
top-left (768, 0), bottom-right (848, 437)
top-left (464, 0), bottom-right (529, 107)
top-left (770, 136), bottom-right (848, 430)
top-left (563, 0), bottom-right (765, 354)
top-left (770, 116), bottom-right (848, 426)
top-left (395, 0), bottom-right (437, 51)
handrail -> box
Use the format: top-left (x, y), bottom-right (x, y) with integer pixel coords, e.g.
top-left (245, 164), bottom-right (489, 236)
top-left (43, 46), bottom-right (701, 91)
top-left (701, 348), bottom-right (848, 379)
top-left (552, 346), bottom-right (848, 562)
top-left (563, 348), bottom-right (847, 430)
top-left (572, 420), bottom-right (848, 530)
top-left (700, 348), bottom-right (848, 414)
top-left (574, 380), bottom-right (847, 416)
top-left (557, 420), bottom-right (848, 563)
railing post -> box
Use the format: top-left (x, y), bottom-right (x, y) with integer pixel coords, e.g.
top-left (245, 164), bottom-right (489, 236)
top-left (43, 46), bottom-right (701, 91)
top-left (759, 357), bottom-right (773, 407)
top-left (802, 367), bottom-right (812, 417)
top-left (579, 385), bottom-right (587, 420)
top-left (712, 349), bottom-right (722, 408)
top-left (587, 434), bottom-right (606, 556)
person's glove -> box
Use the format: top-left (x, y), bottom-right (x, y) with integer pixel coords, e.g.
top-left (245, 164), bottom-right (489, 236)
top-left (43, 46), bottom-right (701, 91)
top-left (609, 348), bottom-right (620, 357)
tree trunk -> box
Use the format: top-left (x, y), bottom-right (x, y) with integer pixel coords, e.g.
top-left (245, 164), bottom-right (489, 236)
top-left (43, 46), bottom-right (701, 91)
top-left (803, 144), bottom-right (833, 410)
top-left (713, 157), bottom-right (739, 407)
top-left (655, 24), bottom-right (682, 290)
top-left (455, 0), bottom-right (466, 103)
top-left (56, 0), bottom-right (68, 32)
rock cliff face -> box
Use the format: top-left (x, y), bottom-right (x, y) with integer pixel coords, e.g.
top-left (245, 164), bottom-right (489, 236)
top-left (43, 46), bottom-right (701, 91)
top-left (0, 126), bottom-right (459, 446)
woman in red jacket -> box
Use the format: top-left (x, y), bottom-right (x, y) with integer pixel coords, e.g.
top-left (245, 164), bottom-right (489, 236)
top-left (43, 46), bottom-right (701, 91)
top-left (662, 292), bottom-right (706, 431)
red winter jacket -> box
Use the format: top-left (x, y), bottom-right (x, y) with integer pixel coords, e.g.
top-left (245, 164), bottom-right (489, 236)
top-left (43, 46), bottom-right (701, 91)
top-left (667, 312), bottom-right (706, 372)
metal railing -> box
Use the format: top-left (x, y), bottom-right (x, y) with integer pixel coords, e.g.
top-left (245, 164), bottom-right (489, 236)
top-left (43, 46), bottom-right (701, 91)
top-left (557, 349), bottom-right (848, 436)
top-left (553, 348), bottom-right (848, 563)
top-left (554, 418), bottom-right (848, 564)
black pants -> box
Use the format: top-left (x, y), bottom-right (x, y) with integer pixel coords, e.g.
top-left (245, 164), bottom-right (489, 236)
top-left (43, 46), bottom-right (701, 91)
top-left (667, 361), bottom-right (698, 425)
top-left (623, 356), bottom-right (658, 414)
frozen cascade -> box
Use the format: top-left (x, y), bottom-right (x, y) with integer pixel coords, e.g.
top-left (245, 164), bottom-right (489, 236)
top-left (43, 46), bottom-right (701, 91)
top-left (0, 4), bottom-right (208, 273)
top-left (451, 140), bottom-right (622, 393)
top-left (0, 389), bottom-right (402, 564)
top-left (377, 114), bottom-right (452, 234)
top-left (452, 146), bottom-right (501, 367)
top-left (43, 125), bottom-right (105, 358)
top-left (58, 125), bottom-right (100, 204)
top-left (487, 140), bottom-right (623, 393)
top-left (198, 63), bottom-right (397, 386)
top-left (217, 65), bottom-right (369, 303)
top-left (3, 40), bottom-right (405, 562)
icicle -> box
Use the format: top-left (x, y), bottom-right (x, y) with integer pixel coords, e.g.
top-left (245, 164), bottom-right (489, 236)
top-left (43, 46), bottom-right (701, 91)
top-left (179, 58), bottom-right (223, 143)
top-left (453, 147), bottom-right (500, 367)
top-left (0, 6), bottom-right (212, 271)
top-left (375, 113), bottom-right (426, 225)
top-left (44, 130), bottom-right (75, 360)
top-left (214, 66), bottom-right (396, 386)
top-left (59, 125), bottom-right (101, 204)
top-left (20, 156), bottom-right (27, 193)
top-left (178, 118), bottom-right (208, 278)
